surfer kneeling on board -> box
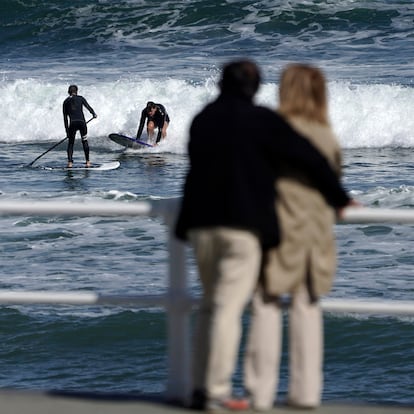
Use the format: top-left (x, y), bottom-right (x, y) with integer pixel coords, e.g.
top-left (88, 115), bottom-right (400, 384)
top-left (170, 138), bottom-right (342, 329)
top-left (136, 101), bottom-right (170, 145)
top-left (63, 85), bottom-right (97, 168)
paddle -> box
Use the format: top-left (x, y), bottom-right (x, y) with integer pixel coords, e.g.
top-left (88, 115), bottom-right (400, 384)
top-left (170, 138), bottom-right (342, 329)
top-left (27, 117), bottom-right (94, 167)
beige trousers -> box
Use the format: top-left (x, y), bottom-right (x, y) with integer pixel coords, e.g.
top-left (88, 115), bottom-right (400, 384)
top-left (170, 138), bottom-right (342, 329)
top-left (189, 227), bottom-right (262, 401)
top-left (244, 283), bottom-right (323, 410)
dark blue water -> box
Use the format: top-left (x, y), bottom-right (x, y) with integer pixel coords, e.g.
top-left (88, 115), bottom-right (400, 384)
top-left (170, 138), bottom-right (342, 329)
top-left (0, 0), bottom-right (413, 406)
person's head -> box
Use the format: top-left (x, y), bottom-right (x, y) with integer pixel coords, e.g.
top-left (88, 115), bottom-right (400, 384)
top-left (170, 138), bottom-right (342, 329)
top-left (278, 64), bottom-right (328, 125)
top-left (68, 85), bottom-right (78, 95)
top-left (219, 59), bottom-right (261, 100)
top-left (146, 101), bottom-right (157, 116)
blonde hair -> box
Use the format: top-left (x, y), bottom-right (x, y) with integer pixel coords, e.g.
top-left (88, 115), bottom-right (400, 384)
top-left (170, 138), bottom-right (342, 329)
top-left (278, 64), bottom-right (329, 125)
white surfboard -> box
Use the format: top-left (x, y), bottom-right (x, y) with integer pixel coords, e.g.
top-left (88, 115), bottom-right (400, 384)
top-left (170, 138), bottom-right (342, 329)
top-left (41, 161), bottom-right (120, 171)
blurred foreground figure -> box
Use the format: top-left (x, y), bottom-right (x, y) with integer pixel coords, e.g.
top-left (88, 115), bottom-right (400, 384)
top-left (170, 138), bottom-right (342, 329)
top-left (244, 64), bottom-right (345, 410)
top-left (175, 60), bottom-right (352, 412)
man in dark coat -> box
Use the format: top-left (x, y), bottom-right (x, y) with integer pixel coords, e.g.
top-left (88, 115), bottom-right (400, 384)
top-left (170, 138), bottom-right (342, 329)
top-left (175, 60), bottom-right (351, 412)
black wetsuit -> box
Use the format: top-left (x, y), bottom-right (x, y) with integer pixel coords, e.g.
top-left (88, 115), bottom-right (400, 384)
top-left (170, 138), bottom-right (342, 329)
top-left (63, 95), bottom-right (96, 163)
top-left (136, 103), bottom-right (170, 143)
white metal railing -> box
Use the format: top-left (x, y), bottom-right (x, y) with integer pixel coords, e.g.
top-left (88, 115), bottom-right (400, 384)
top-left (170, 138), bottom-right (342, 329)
top-left (0, 200), bottom-right (413, 403)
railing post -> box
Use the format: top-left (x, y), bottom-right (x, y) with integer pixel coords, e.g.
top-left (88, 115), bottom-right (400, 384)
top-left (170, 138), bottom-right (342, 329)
top-left (163, 203), bottom-right (192, 405)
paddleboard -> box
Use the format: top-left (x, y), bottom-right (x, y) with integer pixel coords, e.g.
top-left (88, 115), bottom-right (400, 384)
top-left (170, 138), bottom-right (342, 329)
top-left (41, 161), bottom-right (120, 171)
top-left (108, 133), bottom-right (153, 149)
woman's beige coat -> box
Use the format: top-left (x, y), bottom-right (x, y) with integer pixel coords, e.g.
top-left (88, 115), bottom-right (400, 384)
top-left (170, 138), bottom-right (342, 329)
top-left (264, 116), bottom-right (342, 297)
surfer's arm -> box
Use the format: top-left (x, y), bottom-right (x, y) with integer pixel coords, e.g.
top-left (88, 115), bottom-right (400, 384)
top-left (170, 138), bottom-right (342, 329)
top-left (63, 103), bottom-right (69, 134)
top-left (82, 97), bottom-right (97, 118)
top-left (155, 109), bottom-right (166, 143)
top-left (155, 122), bottom-right (163, 143)
top-left (136, 109), bottom-right (147, 139)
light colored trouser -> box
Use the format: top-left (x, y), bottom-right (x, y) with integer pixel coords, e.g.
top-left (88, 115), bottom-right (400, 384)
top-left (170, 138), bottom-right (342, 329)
top-left (244, 283), bottom-right (323, 410)
top-left (189, 227), bottom-right (262, 401)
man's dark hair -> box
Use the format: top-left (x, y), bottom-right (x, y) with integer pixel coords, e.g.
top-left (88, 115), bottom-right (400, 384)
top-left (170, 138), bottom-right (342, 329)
top-left (146, 101), bottom-right (156, 111)
top-left (219, 60), bottom-right (261, 100)
top-left (68, 85), bottom-right (78, 95)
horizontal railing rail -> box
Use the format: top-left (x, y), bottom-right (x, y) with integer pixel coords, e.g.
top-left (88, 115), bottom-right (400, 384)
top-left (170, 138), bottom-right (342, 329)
top-left (1, 199), bottom-right (414, 222)
top-left (0, 291), bottom-right (413, 315)
top-left (0, 199), bottom-right (413, 402)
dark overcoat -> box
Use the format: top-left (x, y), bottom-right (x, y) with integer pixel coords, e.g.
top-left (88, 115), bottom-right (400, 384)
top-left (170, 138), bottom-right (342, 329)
top-left (175, 94), bottom-right (349, 249)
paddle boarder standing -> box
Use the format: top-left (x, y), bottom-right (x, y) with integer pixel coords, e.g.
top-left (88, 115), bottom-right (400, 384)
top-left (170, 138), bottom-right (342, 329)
top-left (136, 101), bottom-right (170, 144)
top-left (63, 85), bottom-right (97, 168)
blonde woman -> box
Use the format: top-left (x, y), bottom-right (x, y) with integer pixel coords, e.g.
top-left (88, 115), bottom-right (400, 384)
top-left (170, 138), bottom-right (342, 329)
top-left (244, 64), bottom-right (343, 411)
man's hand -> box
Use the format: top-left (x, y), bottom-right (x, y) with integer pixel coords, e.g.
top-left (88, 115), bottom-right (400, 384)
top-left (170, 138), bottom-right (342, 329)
top-left (337, 199), bottom-right (363, 220)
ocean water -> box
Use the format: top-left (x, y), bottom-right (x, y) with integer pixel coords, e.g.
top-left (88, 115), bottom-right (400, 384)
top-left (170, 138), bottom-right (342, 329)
top-left (0, 0), bottom-right (413, 406)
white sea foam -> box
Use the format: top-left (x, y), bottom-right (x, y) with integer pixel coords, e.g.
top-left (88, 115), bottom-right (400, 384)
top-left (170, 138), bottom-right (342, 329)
top-left (1, 77), bottom-right (414, 151)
